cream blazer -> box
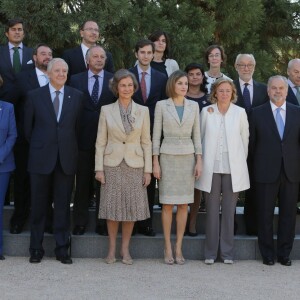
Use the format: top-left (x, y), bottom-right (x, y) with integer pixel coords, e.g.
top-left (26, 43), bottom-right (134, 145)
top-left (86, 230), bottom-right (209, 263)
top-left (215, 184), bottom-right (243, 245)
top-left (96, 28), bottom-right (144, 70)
top-left (152, 98), bottom-right (202, 155)
top-left (195, 103), bottom-right (250, 193)
top-left (95, 100), bottom-right (152, 173)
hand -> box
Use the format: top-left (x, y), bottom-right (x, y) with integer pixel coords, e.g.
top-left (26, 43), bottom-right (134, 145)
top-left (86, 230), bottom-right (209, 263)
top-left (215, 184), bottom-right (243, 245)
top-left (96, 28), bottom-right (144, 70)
top-left (143, 173), bottom-right (151, 187)
top-left (153, 161), bottom-right (161, 180)
top-left (194, 161), bottom-right (202, 180)
top-left (95, 171), bottom-right (105, 184)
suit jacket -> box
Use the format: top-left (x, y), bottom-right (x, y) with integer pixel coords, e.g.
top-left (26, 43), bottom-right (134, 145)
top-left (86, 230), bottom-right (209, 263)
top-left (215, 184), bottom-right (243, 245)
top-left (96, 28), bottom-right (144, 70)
top-left (62, 46), bottom-right (114, 78)
top-left (69, 70), bottom-right (116, 150)
top-left (249, 101), bottom-right (300, 183)
top-left (0, 44), bottom-right (34, 103)
top-left (129, 66), bottom-right (167, 130)
top-left (196, 103), bottom-right (250, 193)
top-left (24, 85), bottom-right (83, 175)
top-left (234, 79), bottom-right (268, 115)
top-left (152, 98), bottom-right (201, 156)
top-left (286, 86), bottom-right (298, 106)
top-left (95, 100), bottom-right (152, 173)
top-left (0, 101), bottom-right (17, 172)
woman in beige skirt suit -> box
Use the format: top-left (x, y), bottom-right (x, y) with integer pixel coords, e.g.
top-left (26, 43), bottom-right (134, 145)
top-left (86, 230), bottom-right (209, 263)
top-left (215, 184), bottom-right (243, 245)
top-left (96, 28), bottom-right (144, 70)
top-left (152, 70), bottom-right (202, 264)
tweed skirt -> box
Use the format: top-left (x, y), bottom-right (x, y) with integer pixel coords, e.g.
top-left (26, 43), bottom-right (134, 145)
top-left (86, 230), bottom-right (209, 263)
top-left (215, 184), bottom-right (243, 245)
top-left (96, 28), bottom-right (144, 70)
top-left (99, 160), bottom-right (150, 221)
top-left (159, 154), bottom-right (195, 204)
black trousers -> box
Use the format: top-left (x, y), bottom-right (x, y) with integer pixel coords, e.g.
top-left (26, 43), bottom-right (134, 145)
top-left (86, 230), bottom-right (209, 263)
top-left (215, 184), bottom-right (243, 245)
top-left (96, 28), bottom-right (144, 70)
top-left (29, 160), bottom-right (74, 257)
top-left (256, 168), bottom-right (298, 260)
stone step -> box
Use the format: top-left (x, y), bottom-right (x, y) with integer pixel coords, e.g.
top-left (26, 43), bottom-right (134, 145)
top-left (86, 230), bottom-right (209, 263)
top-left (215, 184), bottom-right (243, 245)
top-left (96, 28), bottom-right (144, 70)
top-left (3, 206), bottom-right (300, 235)
top-left (3, 230), bottom-right (300, 260)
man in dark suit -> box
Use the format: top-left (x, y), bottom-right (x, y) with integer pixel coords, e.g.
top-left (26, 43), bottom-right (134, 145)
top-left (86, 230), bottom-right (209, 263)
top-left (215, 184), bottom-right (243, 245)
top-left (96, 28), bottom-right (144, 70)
top-left (62, 20), bottom-right (114, 79)
top-left (69, 45), bottom-right (116, 235)
top-left (24, 58), bottom-right (83, 264)
top-left (10, 44), bottom-right (53, 234)
top-left (129, 39), bottom-right (167, 236)
top-left (249, 75), bottom-right (300, 266)
top-left (233, 54), bottom-right (269, 236)
top-left (286, 58), bottom-right (300, 106)
top-left (0, 18), bottom-right (34, 103)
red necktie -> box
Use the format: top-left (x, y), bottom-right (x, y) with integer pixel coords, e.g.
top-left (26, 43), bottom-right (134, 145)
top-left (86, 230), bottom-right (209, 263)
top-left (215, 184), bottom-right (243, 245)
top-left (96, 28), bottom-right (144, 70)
top-left (140, 72), bottom-right (147, 103)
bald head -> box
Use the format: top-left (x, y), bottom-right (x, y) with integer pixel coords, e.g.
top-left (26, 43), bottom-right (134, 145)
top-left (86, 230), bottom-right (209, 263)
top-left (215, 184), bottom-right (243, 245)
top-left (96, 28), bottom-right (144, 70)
top-left (287, 59), bottom-right (300, 86)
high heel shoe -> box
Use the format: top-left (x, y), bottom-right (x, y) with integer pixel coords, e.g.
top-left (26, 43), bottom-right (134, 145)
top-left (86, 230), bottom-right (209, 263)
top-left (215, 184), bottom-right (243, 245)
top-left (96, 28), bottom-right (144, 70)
top-left (105, 257), bottom-right (116, 264)
top-left (174, 246), bottom-right (185, 265)
top-left (164, 249), bottom-right (174, 265)
top-left (120, 251), bottom-right (133, 265)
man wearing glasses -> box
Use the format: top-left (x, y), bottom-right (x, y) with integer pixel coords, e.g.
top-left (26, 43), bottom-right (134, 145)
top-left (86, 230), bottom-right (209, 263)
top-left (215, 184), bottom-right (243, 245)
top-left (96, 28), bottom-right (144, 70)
top-left (63, 20), bottom-right (114, 78)
top-left (234, 53), bottom-right (269, 236)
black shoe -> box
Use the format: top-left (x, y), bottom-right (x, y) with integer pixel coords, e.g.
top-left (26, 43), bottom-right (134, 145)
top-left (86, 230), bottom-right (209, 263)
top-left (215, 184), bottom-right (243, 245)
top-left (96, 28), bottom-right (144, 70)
top-left (263, 258), bottom-right (274, 266)
top-left (138, 226), bottom-right (156, 237)
top-left (95, 225), bottom-right (108, 236)
top-left (277, 257), bottom-right (292, 266)
top-left (245, 229), bottom-right (258, 236)
top-left (0, 255), bottom-right (5, 260)
top-left (44, 226), bottom-right (53, 234)
top-left (56, 255), bottom-right (73, 264)
top-left (10, 224), bottom-right (22, 234)
top-left (29, 250), bottom-right (43, 263)
top-left (186, 230), bottom-right (198, 237)
top-left (72, 225), bottom-right (86, 235)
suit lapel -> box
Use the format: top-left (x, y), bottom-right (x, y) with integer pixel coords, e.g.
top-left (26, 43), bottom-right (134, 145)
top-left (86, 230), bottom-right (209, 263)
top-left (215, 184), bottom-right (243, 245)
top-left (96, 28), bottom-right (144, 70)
top-left (282, 104), bottom-right (292, 140)
top-left (3, 45), bottom-right (13, 69)
top-left (181, 99), bottom-right (193, 126)
top-left (166, 98), bottom-right (181, 125)
top-left (265, 103), bottom-right (282, 140)
top-left (111, 101), bottom-right (126, 133)
top-left (43, 85), bottom-right (58, 122)
top-left (59, 86), bottom-right (73, 123)
top-left (22, 47), bottom-right (32, 67)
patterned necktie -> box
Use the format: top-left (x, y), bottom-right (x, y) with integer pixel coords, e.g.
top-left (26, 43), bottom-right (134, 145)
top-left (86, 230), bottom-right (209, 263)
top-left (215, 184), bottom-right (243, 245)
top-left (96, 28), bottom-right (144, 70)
top-left (140, 72), bottom-right (147, 103)
top-left (275, 107), bottom-right (284, 139)
top-left (91, 75), bottom-right (99, 105)
top-left (243, 83), bottom-right (251, 112)
top-left (295, 86), bottom-right (300, 105)
top-left (53, 91), bottom-right (60, 119)
top-left (13, 47), bottom-right (21, 73)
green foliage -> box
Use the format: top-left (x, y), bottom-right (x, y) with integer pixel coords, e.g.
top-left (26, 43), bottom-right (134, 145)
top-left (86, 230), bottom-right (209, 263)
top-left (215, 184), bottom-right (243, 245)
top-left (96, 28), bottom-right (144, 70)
top-left (0, 0), bottom-right (299, 82)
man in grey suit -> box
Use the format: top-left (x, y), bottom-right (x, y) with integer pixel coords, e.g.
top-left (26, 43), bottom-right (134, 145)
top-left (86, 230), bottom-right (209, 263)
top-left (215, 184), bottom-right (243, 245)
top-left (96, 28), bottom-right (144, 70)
top-left (0, 18), bottom-right (34, 103)
top-left (24, 58), bottom-right (83, 264)
top-left (233, 54), bottom-right (269, 236)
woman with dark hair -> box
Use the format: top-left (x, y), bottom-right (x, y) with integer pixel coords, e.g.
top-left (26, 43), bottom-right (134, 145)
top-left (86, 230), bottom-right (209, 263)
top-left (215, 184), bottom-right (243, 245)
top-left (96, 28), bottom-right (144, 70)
top-left (152, 70), bottom-right (202, 265)
top-left (95, 69), bottom-right (152, 265)
top-left (0, 74), bottom-right (17, 260)
top-left (148, 30), bottom-right (179, 77)
top-left (184, 63), bottom-right (210, 236)
top-left (204, 45), bottom-right (232, 94)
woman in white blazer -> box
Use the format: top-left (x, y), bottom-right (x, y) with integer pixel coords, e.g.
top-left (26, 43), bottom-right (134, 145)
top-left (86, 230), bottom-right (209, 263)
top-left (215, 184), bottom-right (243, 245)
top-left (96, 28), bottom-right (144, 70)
top-left (95, 69), bottom-right (152, 265)
top-left (153, 70), bottom-right (202, 265)
top-left (195, 78), bottom-right (249, 264)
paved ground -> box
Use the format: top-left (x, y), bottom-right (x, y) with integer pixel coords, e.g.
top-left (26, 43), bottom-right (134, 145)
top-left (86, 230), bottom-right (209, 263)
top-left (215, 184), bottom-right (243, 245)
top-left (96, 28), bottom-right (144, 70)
top-left (1, 257), bottom-right (300, 299)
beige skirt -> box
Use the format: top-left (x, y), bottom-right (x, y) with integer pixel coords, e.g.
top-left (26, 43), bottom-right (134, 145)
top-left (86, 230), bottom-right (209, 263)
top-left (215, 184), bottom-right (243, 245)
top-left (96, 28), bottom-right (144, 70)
top-left (99, 160), bottom-right (150, 221)
top-left (159, 154), bottom-right (195, 204)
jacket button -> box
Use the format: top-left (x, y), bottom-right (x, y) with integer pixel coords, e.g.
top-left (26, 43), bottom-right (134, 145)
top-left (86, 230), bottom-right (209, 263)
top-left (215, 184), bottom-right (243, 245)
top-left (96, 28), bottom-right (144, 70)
top-left (123, 142), bottom-right (125, 144)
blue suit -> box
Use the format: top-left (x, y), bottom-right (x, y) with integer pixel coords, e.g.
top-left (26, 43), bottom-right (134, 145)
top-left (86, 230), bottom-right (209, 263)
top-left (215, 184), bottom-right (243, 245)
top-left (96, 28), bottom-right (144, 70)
top-left (0, 101), bottom-right (17, 255)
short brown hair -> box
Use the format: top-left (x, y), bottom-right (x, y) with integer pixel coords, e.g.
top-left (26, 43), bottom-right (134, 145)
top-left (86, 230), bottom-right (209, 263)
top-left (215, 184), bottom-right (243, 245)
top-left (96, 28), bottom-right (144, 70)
top-left (205, 45), bottom-right (227, 67)
top-left (109, 69), bottom-right (139, 97)
top-left (209, 78), bottom-right (237, 104)
top-left (5, 18), bottom-right (24, 32)
top-left (166, 70), bottom-right (187, 98)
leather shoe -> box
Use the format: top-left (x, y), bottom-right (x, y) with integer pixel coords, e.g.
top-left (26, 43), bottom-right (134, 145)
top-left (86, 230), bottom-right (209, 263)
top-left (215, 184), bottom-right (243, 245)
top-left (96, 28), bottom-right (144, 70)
top-left (56, 255), bottom-right (73, 264)
top-left (73, 225), bottom-right (86, 235)
top-left (0, 255), bottom-right (5, 260)
top-left (185, 230), bottom-right (198, 237)
top-left (138, 226), bottom-right (156, 237)
top-left (10, 224), bottom-right (22, 234)
top-left (95, 225), bottom-right (108, 236)
top-left (263, 258), bottom-right (274, 266)
top-left (29, 250), bottom-right (43, 263)
top-left (277, 257), bottom-right (292, 266)
top-left (44, 226), bottom-right (53, 234)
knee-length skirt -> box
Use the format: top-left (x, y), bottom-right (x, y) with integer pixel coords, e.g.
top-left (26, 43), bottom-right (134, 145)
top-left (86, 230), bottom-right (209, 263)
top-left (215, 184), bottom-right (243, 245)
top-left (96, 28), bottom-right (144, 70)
top-left (99, 160), bottom-right (150, 221)
top-left (159, 154), bottom-right (195, 204)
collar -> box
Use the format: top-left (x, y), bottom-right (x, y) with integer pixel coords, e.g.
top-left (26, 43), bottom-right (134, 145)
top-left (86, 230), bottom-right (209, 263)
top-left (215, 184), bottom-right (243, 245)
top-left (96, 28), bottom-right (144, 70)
top-left (35, 67), bottom-right (47, 77)
top-left (288, 78), bottom-right (298, 89)
top-left (9, 42), bottom-right (23, 50)
top-left (137, 65), bottom-right (151, 75)
top-left (88, 69), bottom-right (104, 79)
top-left (239, 78), bottom-right (253, 87)
top-left (49, 83), bottom-right (64, 94)
top-left (270, 101), bottom-right (286, 112)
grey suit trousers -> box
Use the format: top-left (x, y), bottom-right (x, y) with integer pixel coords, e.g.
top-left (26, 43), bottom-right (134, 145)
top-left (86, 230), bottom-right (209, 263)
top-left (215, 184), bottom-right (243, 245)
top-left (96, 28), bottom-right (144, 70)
top-left (204, 173), bottom-right (238, 260)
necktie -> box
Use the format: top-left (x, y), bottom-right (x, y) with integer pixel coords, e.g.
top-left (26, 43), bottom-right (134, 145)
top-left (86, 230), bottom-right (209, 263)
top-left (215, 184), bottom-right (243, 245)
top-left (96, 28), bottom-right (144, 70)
top-left (243, 83), bottom-right (251, 112)
top-left (140, 72), bottom-right (147, 103)
top-left (53, 91), bottom-right (60, 119)
top-left (13, 47), bottom-right (21, 73)
top-left (295, 86), bottom-right (300, 105)
top-left (275, 107), bottom-right (284, 139)
top-left (91, 75), bottom-right (99, 105)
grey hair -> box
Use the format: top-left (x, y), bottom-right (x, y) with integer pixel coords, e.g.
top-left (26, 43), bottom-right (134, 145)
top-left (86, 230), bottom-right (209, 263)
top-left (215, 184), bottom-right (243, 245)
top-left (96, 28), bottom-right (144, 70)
top-left (85, 45), bottom-right (106, 61)
top-left (47, 58), bottom-right (68, 72)
top-left (235, 54), bottom-right (256, 65)
top-left (267, 75), bottom-right (288, 88)
top-left (287, 58), bottom-right (300, 69)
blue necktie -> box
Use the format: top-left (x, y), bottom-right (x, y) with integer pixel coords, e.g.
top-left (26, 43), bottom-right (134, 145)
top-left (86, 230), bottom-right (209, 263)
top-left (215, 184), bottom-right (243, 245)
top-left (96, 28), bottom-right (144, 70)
top-left (91, 75), bottom-right (99, 105)
top-left (243, 83), bottom-right (251, 112)
top-left (275, 107), bottom-right (284, 139)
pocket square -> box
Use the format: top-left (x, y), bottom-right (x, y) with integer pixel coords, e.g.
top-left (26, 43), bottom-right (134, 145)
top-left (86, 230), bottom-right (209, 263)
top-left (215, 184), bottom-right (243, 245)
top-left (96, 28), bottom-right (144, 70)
top-left (27, 60), bottom-right (33, 64)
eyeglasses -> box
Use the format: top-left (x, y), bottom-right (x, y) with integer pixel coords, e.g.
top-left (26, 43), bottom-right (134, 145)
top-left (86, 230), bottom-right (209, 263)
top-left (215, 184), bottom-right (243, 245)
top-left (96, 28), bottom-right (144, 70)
top-left (208, 54), bottom-right (221, 58)
top-left (83, 28), bottom-right (99, 33)
top-left (237, 64), bottom-right (255, 69)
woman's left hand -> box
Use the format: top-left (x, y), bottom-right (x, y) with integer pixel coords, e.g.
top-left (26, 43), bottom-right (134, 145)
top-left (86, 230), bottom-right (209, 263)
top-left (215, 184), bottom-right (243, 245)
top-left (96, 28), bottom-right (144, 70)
top-left (194, 160), bottom-right (202, 180)
top-left (143, 172), bottom-right (151, 187)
